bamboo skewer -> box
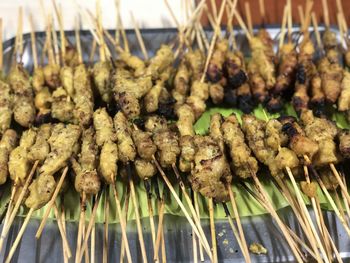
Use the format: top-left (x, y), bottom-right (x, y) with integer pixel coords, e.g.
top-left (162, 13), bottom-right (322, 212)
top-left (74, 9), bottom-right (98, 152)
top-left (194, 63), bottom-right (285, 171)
top-left (244, 2), bottom-right (253, 36)
top-left (103, 188), bottom-right (109, 263)
top-left (112, 177), bottom-right (132, 263)
top-left (120, 186), bottom-right (130, 263)
top-left (36, 167), bottom-right (69, 238)
top-left (128, 163), bottom-right (148, 263)
top-left (154, 159), bottom-right (213, 260)
top-left (53, 202), bottom-right (72, 259)
top-left (75, 192), bottom-right (86, 263)
top-left (321, 0), bottom-right (330, 29)
top-left (130, 12), bottom-right (148, 60)
top-left (154, 192), bottom-right (165, 262)
top-left (4, 208), bottom-right (35, 263)
top-left (193, 191), bottom-right (204, 262)
top-left (208, 198), bottom-right (217, 263)
top-left (0, 160), bottom-right (39, 252)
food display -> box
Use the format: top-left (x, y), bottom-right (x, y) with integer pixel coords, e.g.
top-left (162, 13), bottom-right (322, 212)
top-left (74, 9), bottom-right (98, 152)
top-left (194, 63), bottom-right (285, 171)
top-left (1, 0), bottom-right (350, 262)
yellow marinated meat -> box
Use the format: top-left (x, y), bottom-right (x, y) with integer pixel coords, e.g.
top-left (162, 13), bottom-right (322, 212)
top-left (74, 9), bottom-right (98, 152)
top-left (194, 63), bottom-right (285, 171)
top-left (300, 181), bottom-right (318, 198)
top-left (32, 67), bottom-right (45, 92)
top-left (153, 129), bottom-right (180, 168)
top-left (209, 83), bottom-right (224, 104)
top-left (9, 129), bottom-right (37, 184)
top-left (73, 64), bottom-right (94, 127)
top-left (320, 63), bottom-right (343, 104)
top-left (115, 92), bottom-right (140, 119)
top-left (39, 124), bottom-right (81, 176)
top-left (93, 108), bottom-right (116, 147)
top-left (93, 61), bottom-right (112, 103)
top-left (176, 104), bottom-right (195, 137)
top-left (99, 140), bottom-right (118, 184)
top-left (207, 39), bottom-right (228, 82)
top-left (190, 135), bottom-right (231, 202)
top-left (0, 80), bottom-right (13, 134)
top-left (34, 87), bottom-right (52, 117)
top-left (173, 61), bottom-right (190, 105)
top-left (338, 71), bottom-right (350, 111)
top-left (132, 129), bottom-right (157, 161)
top-left (209, 113), bottom-right (225, 151)
top-left (179, 135), bottom-right (195, 173)
top-left (0, 129), bottom-right (18, 185)
top-left (144, 80), bottom-right (164, 113)
top-left (223, 115), bottom-right (258, 178)
top-left (145, 115), bottom-right (168, 133)
top-left (185, 49), bottom-right (205, 81)
top-left (43, 64), bottom-right (61, 88)
top-left (134, 158), bottom-right (157, 180)
top-left (146, 45), bottom-right (174, 80)
top-left (51, 87), bottom-right (75, 123)
top-left (339, 130), bottom-right (350, 158)
top-left (25, 174), bottom-right (56, 210)
top-left (114, 111), bottom-right (136, 162)
top-left (119, 51), bottom-right (146, 77)
top-left (60, 66), bottom-right (74, 97)
top-left (28, 124), bottom-right (52, 162)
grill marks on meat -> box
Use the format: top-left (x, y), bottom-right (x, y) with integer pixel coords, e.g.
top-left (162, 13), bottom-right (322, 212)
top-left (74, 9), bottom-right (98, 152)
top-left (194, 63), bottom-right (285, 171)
top-left (190, 135), bottom-right (231, 202)
top-left (222, 114), bottom-right (258, 178)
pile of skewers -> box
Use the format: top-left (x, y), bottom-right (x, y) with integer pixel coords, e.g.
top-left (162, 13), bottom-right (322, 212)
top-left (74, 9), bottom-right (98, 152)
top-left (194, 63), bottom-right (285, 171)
top-left (1, 0), bottom-right (350, 262)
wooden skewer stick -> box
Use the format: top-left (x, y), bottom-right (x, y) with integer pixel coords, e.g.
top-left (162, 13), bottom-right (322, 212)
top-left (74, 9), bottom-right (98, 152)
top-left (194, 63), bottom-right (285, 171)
top-left (61, 199), bottom-right (69, 263)
top-left (329, 163), bottom-right (350, 205)
top-left (244, 2), bottom-right (253, 36)
top-left (170, 164), bottom-right (213, 258)
top-left (36, 167), bottom-right (69, 238)
top-left (145, 180), bottom-right (156, 251)
top-left (193, 191), bottom-right (204, 262)
top-left (297, 5), bottom-right (305, 28)
top-left (130, 11), bottom-right (148, 60)
top-left (127, 163), bottom-right (148, 263)
top-left (258, 0), bottom-right (266, 24)
top-left (4, 208), bottom-right (35, 263)
top-left (112, 177), bottom-right (132, 263)
top-left (29, 14), bottom-right (38, 70)
top-left (53, 202), bottom-right (72, 258)
top-left (287, 0), bottom-right (292, 42)
top-left (308, 164), bottom-right (350, 237)
top-left (208, 198), bottom-right (217, 263)
top-left (279, 5), bottom-right (289, 49)
top-left (285, 167), bottom-right (331, 263)
top-left (119, 186), bottom-right (130, 263)
top-left (0, 160), bottom-right (39, 252)
top-left (227, 186), bottom-right (251, 263)
top-left (103, 188), bottom-right (109, 263)
top-left (51, 0), bottom-right (66, 65)
top-left (78, 192), bottom-right (102, 263)
top-left (250, 172), bottom-right (304, 263)
top-left (311, 12), bottom-right (322, 50)
top-left (322, 0), bottom-right (330, 29)
top-left (154, 191), bottom-right (166, 262)
top-left (75, 192), bottom-right (86, 263)
top-left (153, 159), bottom-right (213, 260)
top-left (341, 174), bottom-right (350, 223)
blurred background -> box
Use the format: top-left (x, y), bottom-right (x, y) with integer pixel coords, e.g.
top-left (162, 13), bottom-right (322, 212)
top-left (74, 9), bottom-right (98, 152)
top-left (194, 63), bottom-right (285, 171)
top-left (0, 0), bottom-right (348, 41)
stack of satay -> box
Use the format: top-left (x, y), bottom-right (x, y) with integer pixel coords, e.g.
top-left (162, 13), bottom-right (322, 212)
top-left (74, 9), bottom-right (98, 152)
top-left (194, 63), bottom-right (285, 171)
top-left (1, 0), bottom-right (350, 262)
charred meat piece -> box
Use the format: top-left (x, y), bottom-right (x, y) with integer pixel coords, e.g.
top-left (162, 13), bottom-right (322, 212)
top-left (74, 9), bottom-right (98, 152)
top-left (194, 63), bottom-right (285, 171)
top-left (338, 130), bottom-right (350, 159)
top-left (207, 39), bottom-right (229, 83)
top-left (132, 129), bottom-right (157, 161)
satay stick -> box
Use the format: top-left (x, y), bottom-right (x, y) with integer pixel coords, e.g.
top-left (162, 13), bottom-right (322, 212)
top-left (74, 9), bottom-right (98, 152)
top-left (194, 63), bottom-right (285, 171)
top-left (192, 226), bottom-right (198, 263)
top-left (78, 192), bottom-right (102, 263)
top-left (103, 188), bottom-right (109, 263)
top-left (0, 160), bottom-right (39, 252)
top-left (114, 0), bottom-right (129, 53)
top-left (258, 0), bottom-right (266, 24)
top-left (75, 17), bottom-right (83, 65)
top-left (227, 186), bottom-right (251, 263)
top-left (130, 12), bottom-right (148, 60)
top-left (51, 17), bottom-right (60, 65)
top-left (36, 167), bottom-right (69, 238)
top-left (53, 202), bottom-right (72, 258)
top-left (51, 0), bottom-right (66, 65)
top-left (321, 0), bottom-right (330, 29)
top-left (250, 172), bottom-right (305, 263)
top-left (329, 163), bottom-right (350, 206)
top-left (154, 192), bottom-right (165, 262)
top-left (120, 186), bottom-right (130, 262)
top-left (18, 7), bottom-right (24, 59)
top-left (201, 0), bottom-right (230, 83)
top-left (4, 208), bottom-right (35, 263)
top-left (154, 159), bottom-right (213, 260)
top-left (279, 5), bottom-right (289, 49)
top-left (112, 177), bottom-right (132, 263)
top-left (96, 0), bottom-right (106, 62)
top-left (144, 181), bottom-right (156, 251)
top-left (61, 199), bottom-right (69, 263)
top-left (337, 13), bottom-right (345, 47)
top-left (287, 0), bottom-right (292, 42)
top-left (29, 14), bottom-right (38, 70)
top-left (341, 175), bottom-right (350, 223)
top-left (242, 182), bottom-right (318, 260)
top-left (308, 164), bottom-right (350, 237)
top-left (75, 192), bottom-right (86, 263)
top-left (208, 198), bottom-right (217, 263)
top-left (127, 163), bottom-right (148, 263)
top-left (285, 167), bottom-right (331, 263)
top-left (226, 2), bottom-right (237, 50)
top-left (91, 216), bottom-right (95, 263)
top-left (193, 191), bottom-right (204, 261)
top-left (244, 2), bottom-right (253, 36)
top-left (89, 39), bottom-right (97, 64)
top-left (311, 12), bottom-right (322, 50)
top-left (170, 164), bottom-right (213, 257)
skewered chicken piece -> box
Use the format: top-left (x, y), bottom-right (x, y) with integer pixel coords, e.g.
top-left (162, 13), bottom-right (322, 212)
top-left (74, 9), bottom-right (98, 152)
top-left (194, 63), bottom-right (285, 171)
top-left (9, 128), bottom-right (37, 184)
top-left (242, 115), bottom-right (299, 177)
top-left (28, 124), bottom-right (52, 163)
top-left (51, 87), bottom-right (75, 122)
top-left (8, 64), bottom-right (36, 127)
top-left (32, 67), bottom-right (45, 92)
top-left (172, 60), bottom-right (191, 108)
top-left (39, 123), bottom-right (81, 176)
top-left (300, 110), bottom-right (341, 166)
top-left (93, 61), bottom-right (112, 104)
top-left (60, 65), bottom-right (74, 98)
top-left (338, 71), bottom-right (350, 112)
top-left (34, 86), bottom-right (52, 123)
top-left (185, 49), bottom-right (205, 81)
top-left (338, 130), bottom-right (350, 159)
top-left (43, 63), bottom-right (61, 89)
top-left (146, 44), bottom-right (174, 80)
top-left (93, 107), bottom-right (119, 184)
top-left (190, 135), bottom-right (231, 202)
top-left (222, 114), bottom-right (258, 178)
top-left (225, 50), bottom-right (247, 88)
top-left (0, 129), bottom-right (18, 185)
top-left (72, 127), bottom-right (100, 195)
top-left (119, 51), bottom-right (146, 77)
top-left (207, 39), bottom-right (229, 83)
top-left (0, 79), bottom-right (13, 134)
top-left (132, 129), bottom-right (157, 161)
top-left (73, 64), bottom-right (94, 127)
top-left (186, 80), bottom-right (209, 119)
